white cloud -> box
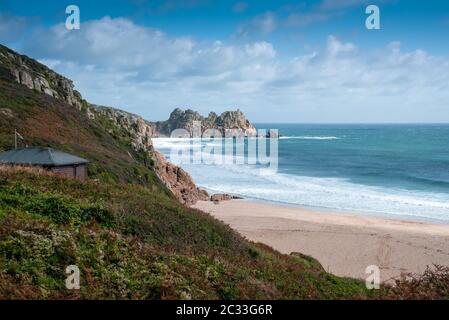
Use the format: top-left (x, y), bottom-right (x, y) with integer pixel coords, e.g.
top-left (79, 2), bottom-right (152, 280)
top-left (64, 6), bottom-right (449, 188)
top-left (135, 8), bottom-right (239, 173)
top-left (236, 12), bottom-right (277, 37)
top-left (327, 35), bottom-right (356, 57)
top-left (19, 17), bottom-right (449, 123)
top-left (245, 42), bottom-right (276, 59)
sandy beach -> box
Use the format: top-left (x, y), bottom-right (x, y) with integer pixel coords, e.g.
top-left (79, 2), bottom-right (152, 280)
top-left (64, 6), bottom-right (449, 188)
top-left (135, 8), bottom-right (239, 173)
top-left (193, 200), bottom-right (449, 282)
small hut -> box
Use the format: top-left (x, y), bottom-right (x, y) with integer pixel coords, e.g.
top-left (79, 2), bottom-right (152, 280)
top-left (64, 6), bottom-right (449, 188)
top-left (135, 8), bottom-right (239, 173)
top-left (0, 147), bottom-right (89, 179)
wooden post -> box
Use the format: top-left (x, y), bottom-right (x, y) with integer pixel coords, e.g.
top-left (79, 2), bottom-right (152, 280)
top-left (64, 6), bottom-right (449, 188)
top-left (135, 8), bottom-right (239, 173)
top-left (14, 129), bottom-right (17, 150)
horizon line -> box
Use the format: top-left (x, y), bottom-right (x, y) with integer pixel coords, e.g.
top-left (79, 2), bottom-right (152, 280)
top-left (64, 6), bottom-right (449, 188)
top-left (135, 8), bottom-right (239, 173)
top-left (252, 122), bottom-right (449, 125)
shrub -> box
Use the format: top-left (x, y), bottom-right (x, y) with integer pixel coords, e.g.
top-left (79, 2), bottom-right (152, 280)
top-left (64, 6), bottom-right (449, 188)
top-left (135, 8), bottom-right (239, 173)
top-left (0, 181), bottom-right (115, 227)
top-left (384, 265), bottom-right (449, 299)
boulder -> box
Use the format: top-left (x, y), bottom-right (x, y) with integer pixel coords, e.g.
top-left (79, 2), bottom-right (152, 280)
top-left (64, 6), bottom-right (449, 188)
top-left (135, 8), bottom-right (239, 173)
top-left (19, 71), bottom-right (34, 89)
top-left (210, 193), bottom-right (242, 202)
top-left (0, 108), bottom-right (14, 118)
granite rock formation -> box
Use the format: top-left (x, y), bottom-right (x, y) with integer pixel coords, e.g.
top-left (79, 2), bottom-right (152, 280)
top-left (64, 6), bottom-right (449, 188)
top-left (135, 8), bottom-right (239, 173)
top-left (0, 44), bottom-right (83, 109)
top-left (95, 106), bottom-right (155, 152)
top-left (92, 106), bottom-right (208, 205)
top-left (153, 151), bottom-right (209, 205)
top-left (153, 108), bottom-right (257, 137)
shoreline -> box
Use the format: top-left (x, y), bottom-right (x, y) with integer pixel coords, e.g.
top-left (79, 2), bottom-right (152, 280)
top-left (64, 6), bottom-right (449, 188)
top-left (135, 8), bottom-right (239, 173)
top-left (193, 199), bottom-right (449, 282)
top-left (201, 191), bottom-right (449, 226)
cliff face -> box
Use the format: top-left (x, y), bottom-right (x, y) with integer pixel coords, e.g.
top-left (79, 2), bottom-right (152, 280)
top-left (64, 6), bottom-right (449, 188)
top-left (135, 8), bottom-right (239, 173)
top-left (0, 45), bottom-right (84, 109)
top-left (153, 108), bottom-right (257, 137)
top-left (153, 151), bottom-right (209, 205)
top-left (92, 106), bottom-right (208, 205)
top-left (95, 106), bottom-right (155, 152)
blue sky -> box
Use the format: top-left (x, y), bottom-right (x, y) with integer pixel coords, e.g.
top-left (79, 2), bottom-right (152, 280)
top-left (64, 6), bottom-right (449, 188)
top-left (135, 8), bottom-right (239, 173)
top-left (1, 0), bottom-right (449, 122)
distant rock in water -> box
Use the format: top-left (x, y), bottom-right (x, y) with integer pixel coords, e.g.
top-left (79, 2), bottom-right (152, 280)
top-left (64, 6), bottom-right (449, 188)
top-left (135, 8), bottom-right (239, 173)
top-left (153, 108), bottom-right (257, 137)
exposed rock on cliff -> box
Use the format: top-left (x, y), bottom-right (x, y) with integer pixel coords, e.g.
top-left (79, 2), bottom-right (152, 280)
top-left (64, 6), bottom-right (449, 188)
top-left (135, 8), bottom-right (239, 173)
top-left (153, 108), bottom-right (257, 137)
top-left (0, 108), bottom-right (14, 119)
top-left (92, 106), bottom-right (208, 205)
top-left (0, 44), bottom-right (83, 109)
top-left (154, 151), bottom-right (209, 205)
top-left (95, 106), bottom-right (155, 152)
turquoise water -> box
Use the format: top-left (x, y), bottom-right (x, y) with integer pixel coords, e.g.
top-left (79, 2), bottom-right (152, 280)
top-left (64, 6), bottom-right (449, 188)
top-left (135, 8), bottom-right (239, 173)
top-left (153, 124), bottom-right (449, 223)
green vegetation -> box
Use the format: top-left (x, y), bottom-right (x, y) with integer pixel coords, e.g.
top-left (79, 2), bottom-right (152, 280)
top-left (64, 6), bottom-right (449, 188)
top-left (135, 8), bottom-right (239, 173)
top-left (0, 166), bottom-right (373, 299)
top-left (0, 167), bottom-right (446, 300)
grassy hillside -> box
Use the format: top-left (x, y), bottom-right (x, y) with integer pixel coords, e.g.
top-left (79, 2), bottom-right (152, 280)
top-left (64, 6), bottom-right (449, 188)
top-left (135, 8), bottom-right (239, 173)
top-left (2, 167), bottom-right (447, 299)
top-left (0, 66), bottom-right (160, 188)
top-left (0, 166), bottom-right (375, 299)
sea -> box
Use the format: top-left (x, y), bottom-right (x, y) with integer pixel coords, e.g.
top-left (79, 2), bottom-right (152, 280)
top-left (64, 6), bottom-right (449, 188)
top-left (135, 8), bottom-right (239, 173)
top-left (153, 124), bottom-right (449, 224)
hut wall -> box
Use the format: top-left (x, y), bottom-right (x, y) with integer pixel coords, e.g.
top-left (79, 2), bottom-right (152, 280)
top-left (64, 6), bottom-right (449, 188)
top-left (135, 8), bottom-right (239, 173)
top-left (51, 165), bottom-right (75, 178)
top-left (51, 165), bottom-right (86, 179)
top-left (75, 165), bottom-right (86, 179)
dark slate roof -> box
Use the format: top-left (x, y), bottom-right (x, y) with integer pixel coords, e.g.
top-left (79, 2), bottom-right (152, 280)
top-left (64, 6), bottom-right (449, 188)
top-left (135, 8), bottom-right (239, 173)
top-left (0, 147), bottom-right (89, 166)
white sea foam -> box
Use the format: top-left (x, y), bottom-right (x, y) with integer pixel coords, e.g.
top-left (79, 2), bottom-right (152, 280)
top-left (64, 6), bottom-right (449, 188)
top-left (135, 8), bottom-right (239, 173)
top-left (202, 167), bottom-right (449, 222)
top-left (154, 138), bottom-right (449, 223)
top-left (153, 137), bottom-right (237, 149)
top-left (279, 136), bottom-right (340, 140)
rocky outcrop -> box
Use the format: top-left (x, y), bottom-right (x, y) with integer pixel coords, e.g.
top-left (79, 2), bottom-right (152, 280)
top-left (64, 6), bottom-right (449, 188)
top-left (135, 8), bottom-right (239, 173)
top-left (95, 106), bottom-right (155, 152)
top-left (93, 106), bottom-right (208, 205)
top-left (153, 151), bottom-right (209, 205)
top-left (0, 44), bottom-right (83, 109)
top-left (210, 193), bottom-right (243, 203)
top-left (0, 108), bottom-right (14, 119)
top-left (87, 106), bottom-right (261, 205)
top-left (94, 106), bottom-right (259, 205)
top-left (153, 108), bottom-right (257, 137)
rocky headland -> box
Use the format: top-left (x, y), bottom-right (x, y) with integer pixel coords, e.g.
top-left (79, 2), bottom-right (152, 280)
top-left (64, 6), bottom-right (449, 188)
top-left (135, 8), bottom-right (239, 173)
top-left (152, 108), bottom-right (258, 137)
top-left (0, 44), bottom-right (259, 205)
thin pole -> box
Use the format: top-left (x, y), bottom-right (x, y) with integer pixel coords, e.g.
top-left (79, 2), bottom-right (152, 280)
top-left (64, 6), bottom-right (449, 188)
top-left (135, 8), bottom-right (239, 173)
top-left (14, 129), bottom-right (17, 149)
